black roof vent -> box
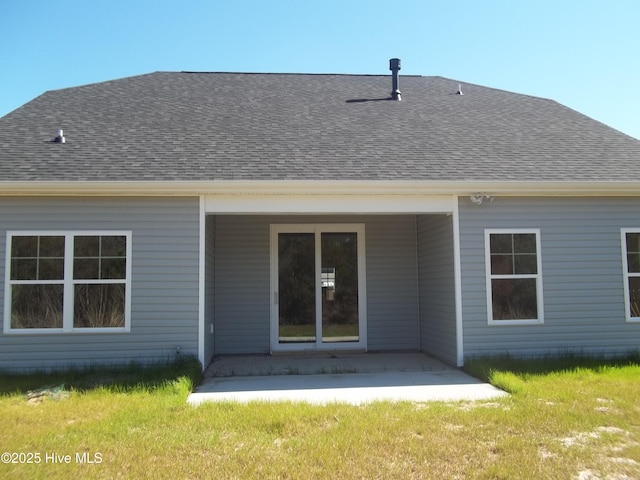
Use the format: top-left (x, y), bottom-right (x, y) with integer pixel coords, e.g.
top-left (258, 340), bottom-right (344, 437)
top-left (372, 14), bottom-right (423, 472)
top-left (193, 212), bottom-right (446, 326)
top-left (389, 58), bottom-right (401, 101)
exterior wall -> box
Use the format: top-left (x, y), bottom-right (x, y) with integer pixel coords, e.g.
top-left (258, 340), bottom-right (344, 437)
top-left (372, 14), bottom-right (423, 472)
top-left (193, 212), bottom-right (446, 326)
top-left (213, 215), bottom-right (271, 354)
top-left (459, 196), bottom-right (640, 358)
top-left (365, 216), bottom-right (420, 350)
top-left (417, 215), bottom-right (457, 365)
top-left (212, 215), bottom-right (420, 354)
top-left (0, 197), bottom-right (200, 371)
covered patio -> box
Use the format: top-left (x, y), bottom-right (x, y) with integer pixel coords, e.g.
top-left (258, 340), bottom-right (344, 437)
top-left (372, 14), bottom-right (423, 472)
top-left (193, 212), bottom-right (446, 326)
top-left (202, 195), bottom-right (462, 369)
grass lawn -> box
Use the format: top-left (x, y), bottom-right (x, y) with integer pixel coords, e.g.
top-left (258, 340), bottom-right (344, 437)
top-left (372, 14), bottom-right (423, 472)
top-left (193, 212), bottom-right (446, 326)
top-left (1, 355), bottom-right (639, 479)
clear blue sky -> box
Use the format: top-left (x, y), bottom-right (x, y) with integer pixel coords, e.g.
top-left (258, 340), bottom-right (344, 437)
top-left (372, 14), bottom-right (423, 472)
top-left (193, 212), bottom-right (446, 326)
top-left (1, 1), bottom-right (638, 139)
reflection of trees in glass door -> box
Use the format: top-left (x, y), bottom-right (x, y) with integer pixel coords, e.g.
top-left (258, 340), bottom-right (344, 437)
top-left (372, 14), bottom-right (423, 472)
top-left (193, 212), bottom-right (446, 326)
top-left (278, 233), bottom-right (315, 342)
top-left (271, 224), bottom-right (366, 351)
top-left (321, 233), bottom-right (359, 342)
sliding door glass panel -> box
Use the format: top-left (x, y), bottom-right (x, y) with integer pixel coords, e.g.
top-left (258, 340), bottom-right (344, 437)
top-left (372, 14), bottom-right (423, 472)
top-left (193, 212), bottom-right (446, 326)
top-left (321, 232), bottom-right (359, 342)
top-left (278, 233), bottom-right (316, 343)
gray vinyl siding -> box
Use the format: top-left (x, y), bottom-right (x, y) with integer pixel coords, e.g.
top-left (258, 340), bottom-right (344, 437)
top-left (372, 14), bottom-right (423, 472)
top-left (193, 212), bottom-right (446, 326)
top-left (365, 216), bottom-right (419, 350)
top-left (212, 215), bottom-right (420, 354)
top-left (213, 215), bottom-right (271, 354)
top-left (459, 196), bottom-right (640, 358)
top-left (204, 215), bottom-right (216, 364)
top-left (417, 215), bottom-right (457, 365)
top-left (0, 197), bottom-right (200, 371)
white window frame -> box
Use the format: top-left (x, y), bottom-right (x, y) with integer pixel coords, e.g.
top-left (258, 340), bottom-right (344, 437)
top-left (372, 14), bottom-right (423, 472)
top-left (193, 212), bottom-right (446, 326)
top-left (484, 228), bottom-right (544, 326)
top-left (621, 228), bottom-right (640, 323)
top-left (4, 231), bottom-right (132, 334)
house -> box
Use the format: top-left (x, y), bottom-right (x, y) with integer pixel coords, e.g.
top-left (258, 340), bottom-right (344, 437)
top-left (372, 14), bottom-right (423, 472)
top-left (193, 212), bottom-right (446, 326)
top-left (1, 59), bottom-right (639, 372)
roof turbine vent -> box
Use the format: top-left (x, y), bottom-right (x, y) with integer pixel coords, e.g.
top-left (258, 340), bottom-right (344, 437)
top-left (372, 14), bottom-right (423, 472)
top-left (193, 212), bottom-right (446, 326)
top-left (389, 58), bottom-right (401, 101)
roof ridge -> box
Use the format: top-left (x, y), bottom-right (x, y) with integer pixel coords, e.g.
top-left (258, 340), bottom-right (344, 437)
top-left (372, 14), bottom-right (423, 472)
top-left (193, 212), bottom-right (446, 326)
top-left (178, 71), bottom-right (424, 78)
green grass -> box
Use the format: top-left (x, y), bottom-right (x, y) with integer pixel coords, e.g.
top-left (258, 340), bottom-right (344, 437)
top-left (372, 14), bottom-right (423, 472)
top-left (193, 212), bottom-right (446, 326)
top-left (1, 355), bottom-right (639, 479)
top-left (0, 357), bottom-right (202, 396)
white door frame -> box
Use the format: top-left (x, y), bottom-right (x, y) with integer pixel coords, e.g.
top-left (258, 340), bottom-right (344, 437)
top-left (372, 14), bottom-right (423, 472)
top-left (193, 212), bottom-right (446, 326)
top-left (269, 223), bottom-right (367, 352)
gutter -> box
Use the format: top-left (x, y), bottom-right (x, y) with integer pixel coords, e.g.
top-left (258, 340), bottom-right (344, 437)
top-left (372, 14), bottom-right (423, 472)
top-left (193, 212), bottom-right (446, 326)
top-left (0, 180), bottom-right (640, 197)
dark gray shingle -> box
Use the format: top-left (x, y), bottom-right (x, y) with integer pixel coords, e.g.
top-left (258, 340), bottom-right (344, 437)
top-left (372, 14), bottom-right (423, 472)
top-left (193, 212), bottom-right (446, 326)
top-left (0, 71), bottom-right (638, 182)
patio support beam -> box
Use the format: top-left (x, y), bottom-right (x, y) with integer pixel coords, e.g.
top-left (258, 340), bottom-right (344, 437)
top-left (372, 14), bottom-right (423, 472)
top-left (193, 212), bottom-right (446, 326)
top-left (452, 196), bottom-right (464, 367)
top-left (204, 194), bottom-right (455, 214)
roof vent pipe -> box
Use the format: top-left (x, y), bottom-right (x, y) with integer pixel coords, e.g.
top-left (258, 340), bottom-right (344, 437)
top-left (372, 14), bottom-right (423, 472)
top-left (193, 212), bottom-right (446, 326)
top-left (54, 129), bottom-right (66, 143)
top-left (389, 58), bottom-right (401, 101)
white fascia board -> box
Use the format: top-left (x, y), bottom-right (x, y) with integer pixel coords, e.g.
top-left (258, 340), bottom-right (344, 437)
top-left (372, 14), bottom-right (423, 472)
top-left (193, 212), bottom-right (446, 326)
top-left (1, 180), bottom-right (640, 197)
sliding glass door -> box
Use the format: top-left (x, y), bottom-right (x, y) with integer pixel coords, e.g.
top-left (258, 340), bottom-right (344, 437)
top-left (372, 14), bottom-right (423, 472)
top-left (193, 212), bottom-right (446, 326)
top-left (271, 224), bottom-right (366, 351)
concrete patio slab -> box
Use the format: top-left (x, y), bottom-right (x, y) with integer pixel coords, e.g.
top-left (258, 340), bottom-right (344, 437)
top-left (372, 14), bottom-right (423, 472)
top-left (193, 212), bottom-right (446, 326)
top-left (189, 353), bottom-right (507, 405)
top-left (203, 352), bottom-right (451, 377)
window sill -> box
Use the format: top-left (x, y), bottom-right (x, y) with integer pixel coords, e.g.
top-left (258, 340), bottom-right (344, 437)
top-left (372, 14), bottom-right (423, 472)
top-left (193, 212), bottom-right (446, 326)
top-left (3, 327), bottom-right (130, 335)
top-left (488, 319), bottom-right (544, 326)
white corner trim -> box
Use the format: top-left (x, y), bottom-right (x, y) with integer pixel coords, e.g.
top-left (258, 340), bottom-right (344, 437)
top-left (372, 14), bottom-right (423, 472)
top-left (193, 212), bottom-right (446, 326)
top-left (197, 196), bottom-right (206, 370)
top-left (452, 197), bottom-right (464, 367)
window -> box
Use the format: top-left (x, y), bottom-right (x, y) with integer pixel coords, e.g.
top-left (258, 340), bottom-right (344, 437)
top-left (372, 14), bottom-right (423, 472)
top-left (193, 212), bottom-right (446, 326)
top-left (485, 229), bottom-right (544, 325)
top-left (621, 229), bottom-right (640, 322)
top-left (4, 232), bottom-right (131, 333)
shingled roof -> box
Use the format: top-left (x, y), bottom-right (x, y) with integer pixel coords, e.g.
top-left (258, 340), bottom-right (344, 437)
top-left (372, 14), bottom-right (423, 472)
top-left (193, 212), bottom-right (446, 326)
top-left (1, 71), bottom-right (639, 185)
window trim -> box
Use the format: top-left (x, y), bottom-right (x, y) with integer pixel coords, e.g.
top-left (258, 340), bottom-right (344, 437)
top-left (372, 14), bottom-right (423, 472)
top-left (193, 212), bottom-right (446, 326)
top-left (621, 228), bottom-right (640, 323)
top-left (484, 228), bottom-right (544, 326)
top-left (4, 231), bottom-right (132, 334)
